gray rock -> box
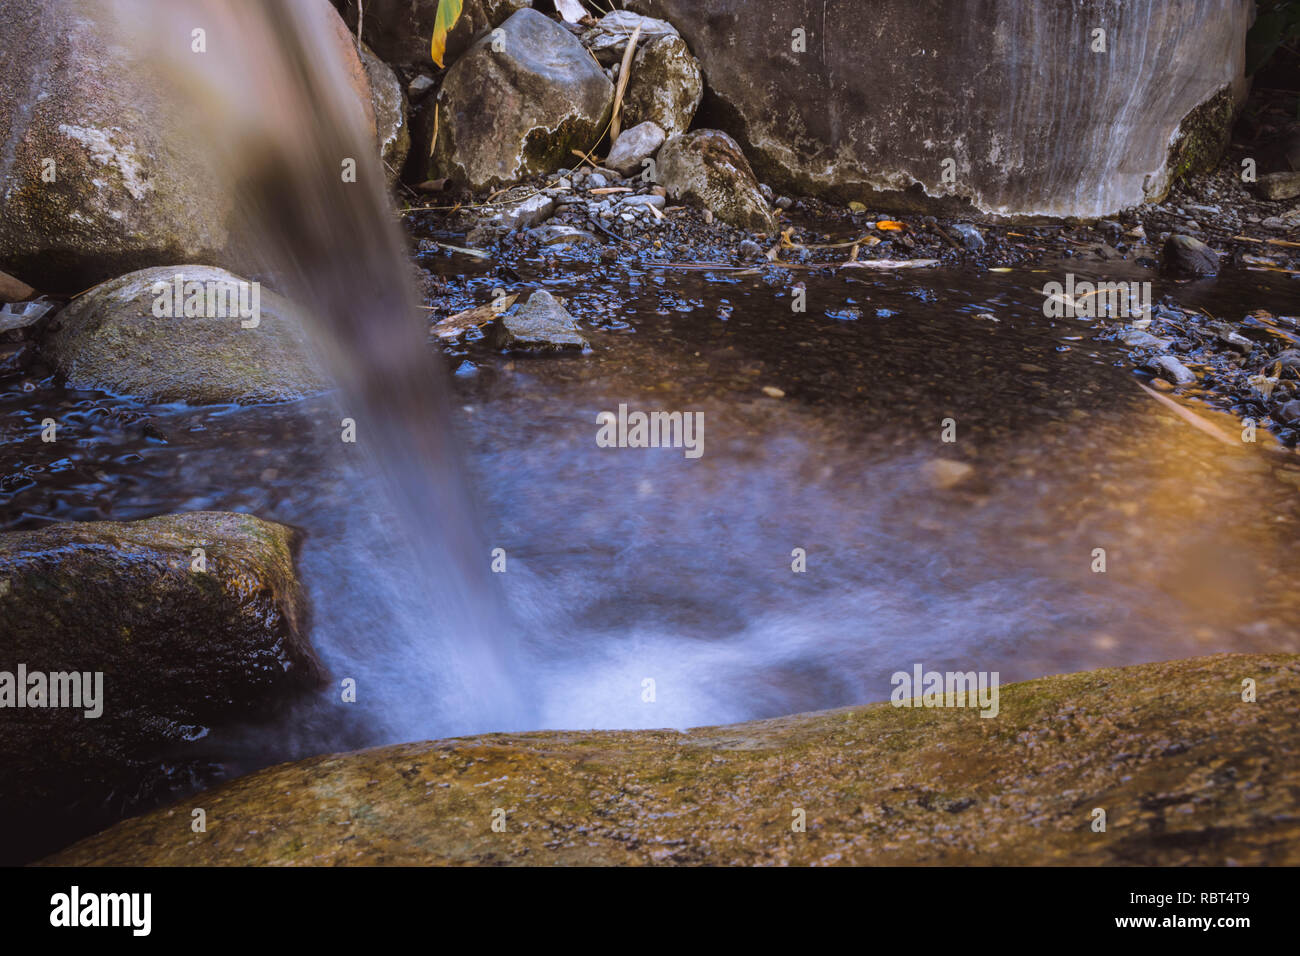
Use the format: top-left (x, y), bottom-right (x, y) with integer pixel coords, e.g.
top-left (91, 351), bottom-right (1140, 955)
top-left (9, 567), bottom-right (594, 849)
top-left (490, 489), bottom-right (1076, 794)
top-left (587, 172), bottom-right (610, 189)
top-left (359, 42), bottom-right (410, 186)
top-left (1277, 400), bottom-right (1300, 426)
top-left (41, 265), bottom-right (329, 405)
top-left (474, 192), bottom-right (556, 234)
top-left (1161, 234), bottom-right (1219, 275)
top-left (738, 239), bottom-right (763, 258)
top-left (657, 130), bottom-right (778, 233)
top-left (1148, 354), bottom-right (1197, 386)
top-left (582, 11), bottom-right (680, 65)
top-left (1255, 172), bottom-right (1300, 202)
top-left (493, 290), bottom-right (588, 352)
top-left (1120, 328), bottom-right (1173, 349)
top-left (619, 194), bottom-right (666, 210)
top-left (527, 224), bottom-right (600, 246)
top-left (623, 0), bottom-right (1247, 218)
top-left (432, 9), bottom-right (614, 190)
top-left (622, 35), bottom-right (703, 137)
top-left (605, 122), bottom-right (667, 176)
top-left (949, 223), bottom-right (985, 252)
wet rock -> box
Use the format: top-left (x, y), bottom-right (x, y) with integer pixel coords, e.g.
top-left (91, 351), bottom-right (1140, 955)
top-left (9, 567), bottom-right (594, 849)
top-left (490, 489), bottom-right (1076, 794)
top-left (1255, 172), bottom-right (1300, 202)
top-left (359, 42), bottom-right (410, 186)
top-left (493, 289), bottom-right (588, 352)
top-left (1161, 234), bottom-right (1220, 276)
top-left (41, 265), bottom-right (330, 406)
top-left (0, 511), bottom-right (321, 865)
top-left (657, 130), bottom-right (777, 233)
top-left (340, 0), bottom-right (530, 68)
top-left (949, 223), bottom-right (985, 252)
top-left (526, 224), bottom-right (599, 246)
top-left (1276, 400), bottom-right (1300, 426)
top-left (738, 239), bottom-right (763, 258)
top-left (623, 0), bottom-right (1247, 218)
top-left (432, 9), bottom-right (614, 190)
top-left (582, 10), bottom-right (679, 65)
top-left (0, 0), bottom-right (373, 291)
top-left (622, 35), bottom-right (703, 137)
top-left (472, 192), bottom-right (556, 235)
top-left (605, 121), bottom-right (666, 176)
top-left (922, 459), bottom-right (975, 489)
top-left (1120, 328), bottom-right (1173, 349)
top-left (45, 654), bottom-right (1300, 866)
top-left (1148, 354), bottom-right (1197, 386)
top-left (0, 269), bottom-right (35, 302)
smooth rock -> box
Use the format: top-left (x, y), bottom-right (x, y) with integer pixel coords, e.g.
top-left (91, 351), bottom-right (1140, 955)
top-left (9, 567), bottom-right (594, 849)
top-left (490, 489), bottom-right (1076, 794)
top-left (657, 130), bottom-right (777, 233)
top-left (432, 9), bottom-right (614, 190)
top-left (922, 458), bottom-right (975, 489)
top-left (1149, 354), bottom-right (1197, 386)
top-left (41, 265), bottom-right (330, 405)
top-left (1255, 172), bottom-right (1300, 202)
top-left (44, 654), bottom-right (1300, 866)
top-left (605, 122), bottom-right (666, 176)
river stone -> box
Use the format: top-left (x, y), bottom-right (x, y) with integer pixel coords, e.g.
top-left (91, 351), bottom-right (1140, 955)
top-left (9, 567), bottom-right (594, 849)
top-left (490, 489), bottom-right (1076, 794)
top-left (0, 0), bottom-right (374, 292)
top-left (44, 654), bottom-right (1300, 866)
top-left (359, 42), bottom-right (410, 186)
top-left (605, 122), bottom-right (666, 176)
top-left (432, 9), bottom-right (614, 191)
top-left (622, 35), bottom-right (702, 137)
top-left (493, 289), bottom-right (588, 352)
top-left (340, 0), bottom-right (530, 68)
top-left (624, 0), bottom-right (1247, 218)
top-left (41, 265), bottom-right (330, 405)
top-left (1162, 234), bottom-right (1220, 276)
top-left (581, 10), bottom-right (680, 65)
top-left (657, 130), bottom-right (777, 233)
top-left (0, 511), bottom-right (322, 865)
top-left (1255, 172), bottom-right (1300, 202)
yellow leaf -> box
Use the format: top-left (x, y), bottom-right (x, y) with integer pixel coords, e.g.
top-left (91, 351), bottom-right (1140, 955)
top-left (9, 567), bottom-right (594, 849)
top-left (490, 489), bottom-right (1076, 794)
top-left (848, 201), bottom-right (866, 212)
top-left (430, 0), bottom-right (464, 69)
top-left (875, 220), bottom-right (905, 231)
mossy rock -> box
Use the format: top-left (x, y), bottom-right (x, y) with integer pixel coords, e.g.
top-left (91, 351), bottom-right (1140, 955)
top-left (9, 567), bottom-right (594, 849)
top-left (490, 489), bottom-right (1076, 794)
top-left (41, 265), bottom-right (331, 405)
top-left (44, 653), bottom-right (1299, 866)
top-left (0, 511), bottom-right (323, 864)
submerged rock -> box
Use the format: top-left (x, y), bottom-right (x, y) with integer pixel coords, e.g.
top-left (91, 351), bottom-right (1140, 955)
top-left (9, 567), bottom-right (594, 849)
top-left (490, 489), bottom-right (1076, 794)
top-left (1162, 234), bottom-right (1220, 276)
top-left (44, 654), bottom-right (1300, 866)
top-left (657, 130), bottom-right (777, 233)
top-left (432, 9), bottom-right (614, 191)
top-left (41, 265), bottom-right (330, 405)
top-left (0, 511), bottom-right (322, 864)
top-left (622, 35), bottom-right (703, 137)
top-left (493, 289), bottom-right (588, 352)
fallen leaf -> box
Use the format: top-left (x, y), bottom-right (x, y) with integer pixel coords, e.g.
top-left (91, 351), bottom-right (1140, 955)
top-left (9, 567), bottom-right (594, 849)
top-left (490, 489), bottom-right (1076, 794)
top-left (432, 294), bottom-right (519, 340)
top-left (875, 220), bottom-right (905, 231)
top-left (430, 0), bottom-right (464, 69)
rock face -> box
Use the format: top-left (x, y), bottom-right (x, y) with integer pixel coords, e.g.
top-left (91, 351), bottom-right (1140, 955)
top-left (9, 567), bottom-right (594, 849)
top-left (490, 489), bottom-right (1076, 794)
top-left (0, 512), bottom-right (322, 865)
top-left (493, 289), bottom-right (588, 352)
top-left (433, 9), bottom-right (614, 190)
top-left (359, 42), bottom-right (410, 185)
top-left (622, 35), bottom-right (703, 137)
top-left (0, 0), bottom-right (374, 291)
top-left (42, 265), bottom-right (331, 405)
top-left (657, 130), bottom-right (777, 232)
top-left (339, 0), bottom-right (530, 68)
top-left (626, 0), bottom-right (1249, 218)
top-left (45, 654), bottom-right (1300, 866)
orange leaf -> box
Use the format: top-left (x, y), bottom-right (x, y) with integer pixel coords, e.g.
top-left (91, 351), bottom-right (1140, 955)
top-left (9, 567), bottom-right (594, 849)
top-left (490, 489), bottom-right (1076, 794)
top-left (875, 220), bottom-right (905, 231)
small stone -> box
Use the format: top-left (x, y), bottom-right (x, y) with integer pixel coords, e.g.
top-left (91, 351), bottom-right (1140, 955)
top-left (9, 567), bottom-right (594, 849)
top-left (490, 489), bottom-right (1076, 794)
top-left (1148, 354), bottom-right (1197, 386)
top-left (493, 289), bottom-right (588, 352)
top-left (761, 385), bottom-right (785, 398)
top-left (949, 223), bottom-right (985, 252)
top-left (738, 239), bottom-right (763, 258)
top-left (1254, 171), bottom-right (1300, 202)
top-left (407, 74), bottom-right (435, 97)
top-left (922, 459), bottom-right (975, 490)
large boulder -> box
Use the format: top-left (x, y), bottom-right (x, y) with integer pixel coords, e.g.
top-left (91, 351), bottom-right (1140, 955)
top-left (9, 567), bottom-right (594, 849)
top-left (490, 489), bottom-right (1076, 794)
top-left (41, 265), bottom-right (330, 405)
top-left (625, 0), bottom-right (1249, 218)
top-left (359, 42), bottom-right (411, 185)
top-left (339, 0), bottom-right (531, 69)
top-left (0, 0), bottom-right (376, 291)
top-left (44, 654), bottom-right (1300, 865)
top-left (432, 9), bottom-right (614, 191)
top-left (622, 35), bottom-right (703, 137)
top-left (0, 511), bottom-right (322, 864)
top-left (658, 130), bottom-right (777, 232)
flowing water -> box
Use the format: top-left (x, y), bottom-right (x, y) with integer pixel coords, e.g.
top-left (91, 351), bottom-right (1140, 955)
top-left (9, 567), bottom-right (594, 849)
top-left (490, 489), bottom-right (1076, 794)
top-left (4, 1), bottom-right (1300, 807)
